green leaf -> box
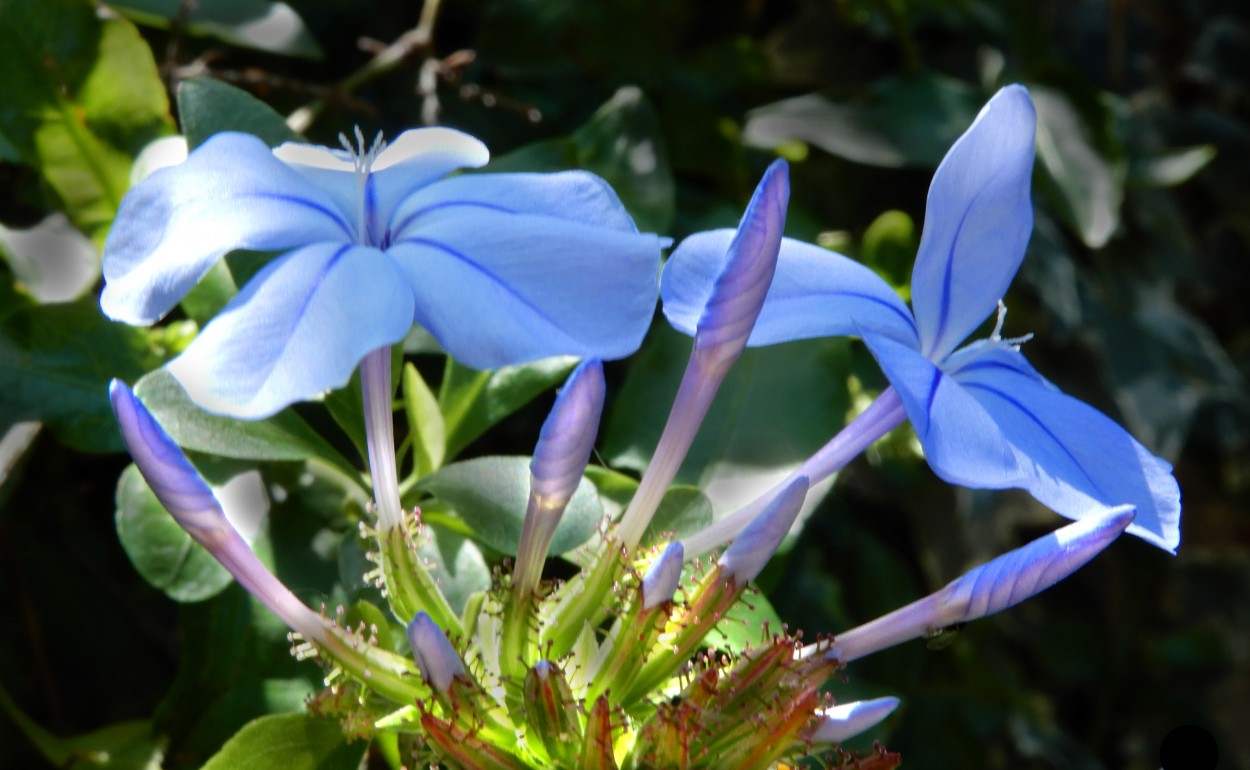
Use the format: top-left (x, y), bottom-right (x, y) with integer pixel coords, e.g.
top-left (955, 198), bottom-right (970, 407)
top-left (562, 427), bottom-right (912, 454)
top-left (705, 589), bottom-right (785, 654)
top-left (0, 0), bottom-right (173, 242)
top-left (1129, 144), bottom-right (1217, 188)
top-left (201, 713), bottom-right (366, 770)
top-left (417, 456), bottom-right (603, 556)
top-left (860, 209), bottom-right (917, 296)
top-left (485, 86), bottom-right (676, 232)
top-left (107, 0), bottom-right (324, 59)
top-left (177, 76), bottom-right (303, 149)
top-left (403, 362), bottom-right (446, 477)
top-left (602, 325), bottom-right (851, 519)
top-left (132, 369), bottom-right (358, 478)
top-left (0, 293), bottom-right (164, 453)
top-left (1033, 85), bottom-right (1124, 249)
top-left (416, 525), bottom-right (491, 615)
top-left (0, 682), bottom-right (165, 770)
top-left (115, 464), bottom-right (233, 602)
top-left (743, 75), bottom-right (981, 168)
top-left (439, 356), bottom-right (577, 458)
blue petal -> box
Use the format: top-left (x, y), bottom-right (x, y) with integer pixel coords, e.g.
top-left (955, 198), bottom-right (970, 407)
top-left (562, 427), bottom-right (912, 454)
top-left (385, 173), bottom-right (662, 369)
top-left (949, 346), bottom-right (1180, 552)
top-left (664, 234), bottom-right (918, 348)
top-left (861, 331), bottom-right (1020, 485)
top-left (167, 244), bottom-right (415, 418)
top-left (273, 128), bottom-right (489, 245)
top-left (102, 132), bottom-right (352, 325)
top-left (910, 85), bottom-right (1037, 360)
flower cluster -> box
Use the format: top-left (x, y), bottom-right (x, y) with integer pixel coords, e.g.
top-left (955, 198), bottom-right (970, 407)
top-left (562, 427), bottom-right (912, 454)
top-left (106, 85), bottom-right (1179, 768)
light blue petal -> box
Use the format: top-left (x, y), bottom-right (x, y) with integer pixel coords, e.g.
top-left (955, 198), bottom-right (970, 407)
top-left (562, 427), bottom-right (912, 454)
top-left (911, 85), bottom-right (1037, 360)
top-left (102, 132), bottom-right (352, 325)
top-left (862, 331), bottom-right (1021, 487)
top-left (950, 346), bottom-right (1181, 552)
top-left (663, 234), bottom-right (918, 348)
top-left (387, 171), bottom-right (644, 243)
top-left (386, 173), bottom-right (662, 369)
top-left (167, 243), bottom-right (415, 419)
top-left (273, 128), bottom-right (490, 245)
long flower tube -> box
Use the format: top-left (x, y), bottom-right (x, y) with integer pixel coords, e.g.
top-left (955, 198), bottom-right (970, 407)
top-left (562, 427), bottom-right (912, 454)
top-left (614, 159), bottom-right (789, 550)
top-left (805, 505), bottom-right (1136, 663)
top-left (109, 379), bottom-right (426, 705)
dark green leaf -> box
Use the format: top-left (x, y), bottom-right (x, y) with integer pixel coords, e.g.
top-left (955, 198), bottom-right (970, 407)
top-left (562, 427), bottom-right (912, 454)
top-left (417, 525), bottom-right (490, 616)
top-left (177, 77), bottom-right (303, 149)
top-left (439, 356), bottom-right (577, 458)
top-left (417, 456), bottom-right (603, 556)
top-left (0, 294), bottom-right (163, 452)
top-left (132, 369), bottom-right (358, 478)
top-left (743, 75), bottom-right (981, 168)
top-left (1033, 85), bottom-right (1124, 249)
top-left (107, 0), bottom-right (323, 59)
top-left (0, 0), bottom-right (173, 242)
top-left (115, 464), bottom-right (233, 603)
top-left (0, 683), bottom-right (165, 770)
top-left (200, 713), bottom-right (366, 770)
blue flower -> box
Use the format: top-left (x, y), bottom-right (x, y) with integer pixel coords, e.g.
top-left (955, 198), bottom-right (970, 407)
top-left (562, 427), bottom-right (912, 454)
top-left (663, 86), bottom-right (1180, 552)
top-left (102, 128), bottom-right (663, 418)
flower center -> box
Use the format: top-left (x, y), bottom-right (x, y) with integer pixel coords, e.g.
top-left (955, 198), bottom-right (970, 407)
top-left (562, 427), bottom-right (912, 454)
top-left (339, 126), bottom-right (387, 246)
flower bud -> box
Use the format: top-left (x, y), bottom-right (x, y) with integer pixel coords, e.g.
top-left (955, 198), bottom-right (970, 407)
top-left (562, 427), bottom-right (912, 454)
top-left (716, 475), bottom-right (809, 585)
top-left (407, 612), bottom-right (466, 694)
top-left (808, 697), bottom-right (901, 744)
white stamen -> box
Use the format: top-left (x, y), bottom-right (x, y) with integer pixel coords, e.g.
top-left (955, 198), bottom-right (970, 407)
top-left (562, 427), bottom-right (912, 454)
top-left (337, 126), bottom-right (388, 245)
top-left (989, 299), bottom-right (1033, 350)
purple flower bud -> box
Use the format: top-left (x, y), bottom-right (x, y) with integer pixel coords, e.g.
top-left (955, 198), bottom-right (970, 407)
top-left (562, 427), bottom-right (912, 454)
top-left (407, 612), bottom-right (466, 694)
top-left (830, 505), bottom-right (1135, 662)
top-left (110, 379), bottom-right (327, 643)
top-left (640, 541), bottom-right (684, 611)
top-left (529, 360), bottom-right (605, 508)
top-left (716, 476), bottom-right (809, 584)
top-left (109, 379), bottom-right (225, 538)
top-left (694, 159), bottom-right (789, 362)
top-left (943, 504), bottom-right (1136, 622)
top-left (809, 697), bottom-right (901, 744)
top-left (513, 361), bottom-right (606, 597)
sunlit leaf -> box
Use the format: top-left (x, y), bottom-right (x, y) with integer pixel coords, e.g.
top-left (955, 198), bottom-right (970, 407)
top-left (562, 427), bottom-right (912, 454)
top-left (417, 456), bottom-right (603, 556)
top-left (200, 713), bottom-right (366, 770)
top-left (439, 356), bottom-right (577, 458)
top-left (107, 0), bottom-right (324, 59)
top-left (133, 369), bottom-right (358, 478)
top-left (0, 0), bottom-right (172, 242)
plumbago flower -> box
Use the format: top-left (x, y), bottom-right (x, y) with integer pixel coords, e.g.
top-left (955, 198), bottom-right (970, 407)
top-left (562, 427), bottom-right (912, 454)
top-left (665, 85), bottom-right (1181, 556)
top-left (101, 127), bottom-right (663, 419)
top-left (112, 150), bottom-right (1143, 769)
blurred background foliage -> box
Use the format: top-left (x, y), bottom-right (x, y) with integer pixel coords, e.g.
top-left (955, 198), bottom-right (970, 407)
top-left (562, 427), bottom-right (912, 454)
top-left (2, 0), bottom-right (1249, 768)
